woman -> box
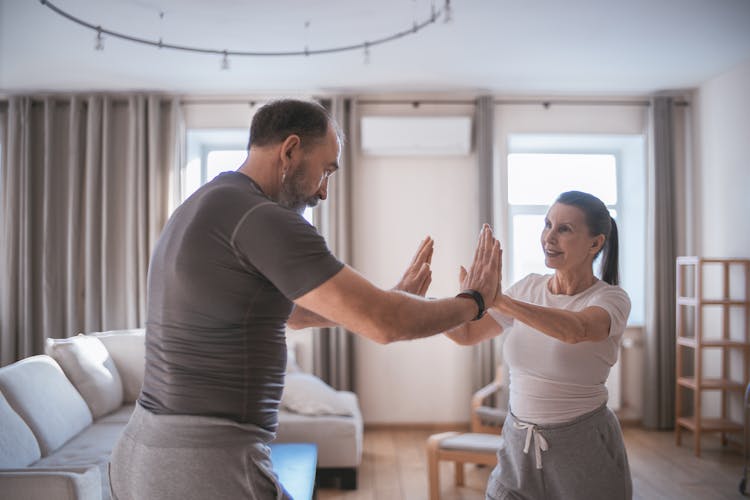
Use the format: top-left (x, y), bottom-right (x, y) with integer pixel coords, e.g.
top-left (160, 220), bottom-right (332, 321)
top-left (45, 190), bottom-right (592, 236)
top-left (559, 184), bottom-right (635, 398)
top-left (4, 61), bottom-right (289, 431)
top-left (447, 191), bottom-right (632, 500)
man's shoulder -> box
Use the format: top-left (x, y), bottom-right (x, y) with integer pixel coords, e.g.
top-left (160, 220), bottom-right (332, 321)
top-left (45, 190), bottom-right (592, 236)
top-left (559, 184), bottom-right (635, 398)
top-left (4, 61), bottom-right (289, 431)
top-left (194, 172), bottom-right (271, 210)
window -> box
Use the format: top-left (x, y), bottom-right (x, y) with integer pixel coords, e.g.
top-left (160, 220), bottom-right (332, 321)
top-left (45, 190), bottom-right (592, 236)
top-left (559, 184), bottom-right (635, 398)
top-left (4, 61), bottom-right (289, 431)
top-left (507, 153), bottom-right (618, 281)
top-left (505, 134), bottom-right (645, 325)
top-left (183, 129), bottom-right (314, 224)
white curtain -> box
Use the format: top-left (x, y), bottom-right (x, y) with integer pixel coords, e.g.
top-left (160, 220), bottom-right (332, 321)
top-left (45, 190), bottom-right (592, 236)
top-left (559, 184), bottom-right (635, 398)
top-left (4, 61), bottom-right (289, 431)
top-left (0, 94), bottom-right (181, 366)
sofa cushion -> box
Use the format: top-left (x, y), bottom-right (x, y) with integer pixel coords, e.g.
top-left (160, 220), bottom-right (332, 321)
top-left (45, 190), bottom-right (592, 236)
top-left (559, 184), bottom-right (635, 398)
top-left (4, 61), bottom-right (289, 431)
top-left (0, 355), bottom-right (92, 456)
top-left (95, 404), bottom-right (135, 425)
top-left (276, 391), bottom-right (363, 468)
top-left (0, 391), bottom-right (41, 468)
top-left (46, 335), bottom-right (124, 419)
top-left (34, 422), bottom-right (125, 500)
top-left (281, 373), bottom-right (354, 416)
top-left (90, 329), bottom-right (145, 403)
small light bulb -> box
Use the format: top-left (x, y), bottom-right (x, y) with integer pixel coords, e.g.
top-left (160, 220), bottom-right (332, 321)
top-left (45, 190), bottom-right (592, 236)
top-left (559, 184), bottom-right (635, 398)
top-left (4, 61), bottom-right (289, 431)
top-left (363, 43), bottom-right (370, 65)
top-left (221, 51), bottom-right (230, 70)
top-left (444, 0), bottom-right (452, 23)
top-left (95, 29), bottom-right (104, 51)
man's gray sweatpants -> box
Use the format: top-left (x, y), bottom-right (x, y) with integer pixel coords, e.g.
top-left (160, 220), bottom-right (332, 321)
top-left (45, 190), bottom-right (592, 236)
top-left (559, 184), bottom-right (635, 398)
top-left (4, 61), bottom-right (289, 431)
top-left (109, 403), bottom-right (291, 500)
top-left (486, 404), bottom-right (632, 500)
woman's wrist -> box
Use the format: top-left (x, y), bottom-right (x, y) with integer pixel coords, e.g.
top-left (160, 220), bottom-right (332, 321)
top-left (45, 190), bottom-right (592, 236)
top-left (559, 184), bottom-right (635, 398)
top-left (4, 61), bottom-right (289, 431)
top-left (493, 294), bottom-right (512, 315)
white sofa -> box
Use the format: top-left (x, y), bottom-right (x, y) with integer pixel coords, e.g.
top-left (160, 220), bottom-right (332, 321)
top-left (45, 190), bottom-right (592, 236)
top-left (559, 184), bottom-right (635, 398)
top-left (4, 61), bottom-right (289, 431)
top-left (0, 329), bottom-right (363, 499)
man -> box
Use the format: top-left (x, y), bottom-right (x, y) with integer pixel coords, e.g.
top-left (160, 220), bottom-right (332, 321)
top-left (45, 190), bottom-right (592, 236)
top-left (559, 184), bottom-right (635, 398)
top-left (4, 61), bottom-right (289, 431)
top-left (110, 99), bottom-right (501, 500)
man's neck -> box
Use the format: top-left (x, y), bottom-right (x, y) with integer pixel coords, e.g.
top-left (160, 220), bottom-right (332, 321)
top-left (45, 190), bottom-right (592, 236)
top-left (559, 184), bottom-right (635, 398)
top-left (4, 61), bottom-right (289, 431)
top-left (237, 148), bottom-right (281, 200)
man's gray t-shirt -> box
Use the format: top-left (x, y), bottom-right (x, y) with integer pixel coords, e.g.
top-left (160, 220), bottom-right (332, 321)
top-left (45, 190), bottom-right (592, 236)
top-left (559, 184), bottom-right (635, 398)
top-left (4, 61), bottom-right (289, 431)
top-left (138, 171), bottom-right (344, 433)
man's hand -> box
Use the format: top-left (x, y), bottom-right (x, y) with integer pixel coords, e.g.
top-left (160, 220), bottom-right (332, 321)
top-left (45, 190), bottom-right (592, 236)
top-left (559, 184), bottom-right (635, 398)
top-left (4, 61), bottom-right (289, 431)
top-left (459, 225), bottom-right (502, 309)
top-left (393, 236), bottom-right (434, 297)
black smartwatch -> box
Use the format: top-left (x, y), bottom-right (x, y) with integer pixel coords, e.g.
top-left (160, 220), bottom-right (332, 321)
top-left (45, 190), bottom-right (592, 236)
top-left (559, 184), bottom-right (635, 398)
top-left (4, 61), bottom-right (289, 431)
top-left (456, 289), bottom-right (486, 321)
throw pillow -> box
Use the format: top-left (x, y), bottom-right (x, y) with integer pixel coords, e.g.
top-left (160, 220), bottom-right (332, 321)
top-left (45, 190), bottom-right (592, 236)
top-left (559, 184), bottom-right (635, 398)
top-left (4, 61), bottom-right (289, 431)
top-left (281, 372), bottom-right (353, 416)
top-left (0, 391), bottom-right (41, 468)
top-left (92, 329), bottom-right (146, 403)
top-left (46, 334), bottom-right (124, 419)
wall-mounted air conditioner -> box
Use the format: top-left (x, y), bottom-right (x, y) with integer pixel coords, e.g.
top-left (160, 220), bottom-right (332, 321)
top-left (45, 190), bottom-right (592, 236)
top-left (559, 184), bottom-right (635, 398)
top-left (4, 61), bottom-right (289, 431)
top-left (360, 116), bottom-right (473, 156)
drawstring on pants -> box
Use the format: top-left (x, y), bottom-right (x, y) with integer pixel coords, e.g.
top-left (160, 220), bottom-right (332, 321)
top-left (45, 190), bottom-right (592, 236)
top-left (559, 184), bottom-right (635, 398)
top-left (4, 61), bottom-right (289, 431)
top-left (513, 421), bottom-right (549, 469)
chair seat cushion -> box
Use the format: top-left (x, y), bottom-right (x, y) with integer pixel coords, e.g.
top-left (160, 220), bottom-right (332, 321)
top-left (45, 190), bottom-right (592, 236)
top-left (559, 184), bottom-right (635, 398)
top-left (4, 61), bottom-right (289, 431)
top-left (439, 433), bottom-right (503, 453)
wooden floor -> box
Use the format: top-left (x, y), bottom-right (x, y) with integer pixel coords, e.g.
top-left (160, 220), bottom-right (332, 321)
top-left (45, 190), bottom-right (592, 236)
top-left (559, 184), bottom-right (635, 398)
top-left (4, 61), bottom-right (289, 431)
top-left (318, 427), bottom-right (747, 500)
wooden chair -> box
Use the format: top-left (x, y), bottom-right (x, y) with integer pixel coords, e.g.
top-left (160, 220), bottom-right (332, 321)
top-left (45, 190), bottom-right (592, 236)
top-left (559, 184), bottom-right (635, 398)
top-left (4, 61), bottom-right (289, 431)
top-left (426, 367), bottom-right (507, 500)
top-left (471, 365), bottom-right (507, 434)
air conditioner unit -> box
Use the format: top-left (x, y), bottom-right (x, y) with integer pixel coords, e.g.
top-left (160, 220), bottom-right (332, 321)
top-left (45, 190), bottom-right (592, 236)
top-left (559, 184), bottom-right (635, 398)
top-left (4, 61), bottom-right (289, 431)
top-left (360, 116), bottom-right (473, 156)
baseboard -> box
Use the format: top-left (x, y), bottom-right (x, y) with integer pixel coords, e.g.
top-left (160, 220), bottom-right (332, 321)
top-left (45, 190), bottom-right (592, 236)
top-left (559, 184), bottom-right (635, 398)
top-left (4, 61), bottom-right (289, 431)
top-left (364, 422), bottom-right (470, 432)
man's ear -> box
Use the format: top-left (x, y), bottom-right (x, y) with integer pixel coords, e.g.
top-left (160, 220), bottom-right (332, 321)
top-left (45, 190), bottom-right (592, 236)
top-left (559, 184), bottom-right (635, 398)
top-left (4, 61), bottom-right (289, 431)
top-left (279, 134), bottom-right (301, 166)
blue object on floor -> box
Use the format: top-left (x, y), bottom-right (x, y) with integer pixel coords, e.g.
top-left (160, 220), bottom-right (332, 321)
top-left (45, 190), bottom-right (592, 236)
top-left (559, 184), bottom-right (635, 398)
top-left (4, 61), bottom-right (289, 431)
top-left (269, 442), bottom-right (318, 500)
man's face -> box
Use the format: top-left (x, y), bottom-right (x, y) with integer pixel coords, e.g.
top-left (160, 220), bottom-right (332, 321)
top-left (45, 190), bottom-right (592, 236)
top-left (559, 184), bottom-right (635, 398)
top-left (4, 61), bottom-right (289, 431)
top-left (278, 126), bottom-right (340, 213)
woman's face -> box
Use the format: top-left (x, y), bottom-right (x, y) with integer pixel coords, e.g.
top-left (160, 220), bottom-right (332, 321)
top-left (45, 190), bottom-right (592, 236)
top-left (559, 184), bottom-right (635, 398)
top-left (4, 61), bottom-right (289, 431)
top-left (541, 203), bottom-right (604, 273)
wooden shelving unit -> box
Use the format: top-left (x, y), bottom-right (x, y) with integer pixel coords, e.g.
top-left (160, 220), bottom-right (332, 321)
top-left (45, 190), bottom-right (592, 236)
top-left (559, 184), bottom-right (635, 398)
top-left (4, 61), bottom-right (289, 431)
top-left (675, 257), bottom-right (750, 456)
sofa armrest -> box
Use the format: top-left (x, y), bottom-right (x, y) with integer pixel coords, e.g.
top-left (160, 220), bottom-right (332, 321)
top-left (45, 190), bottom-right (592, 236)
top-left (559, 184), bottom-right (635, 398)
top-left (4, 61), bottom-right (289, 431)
top-left (0, 466), bottom-right (101, 500)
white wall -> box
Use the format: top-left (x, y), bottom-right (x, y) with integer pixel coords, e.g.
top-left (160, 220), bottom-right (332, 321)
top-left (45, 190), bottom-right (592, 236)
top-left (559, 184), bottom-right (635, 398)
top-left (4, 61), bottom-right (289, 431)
top-left (693, 59), bottom-right (750, 422)
top-left (694, 60), bottom-right (750, 258)
top-left (352, 102), bottom-right (478, 424)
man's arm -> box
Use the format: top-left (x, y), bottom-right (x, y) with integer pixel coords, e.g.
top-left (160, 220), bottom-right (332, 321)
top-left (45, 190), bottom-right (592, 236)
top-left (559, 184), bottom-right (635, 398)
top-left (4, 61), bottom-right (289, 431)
top-left (294, 226), bottom-right (500, 344)
top-left (287, 236), bottom-right (434, 330)
top-left (444, 314), bottom-right (505, 345)
top-left (287, 305), bottom-right (337, 329)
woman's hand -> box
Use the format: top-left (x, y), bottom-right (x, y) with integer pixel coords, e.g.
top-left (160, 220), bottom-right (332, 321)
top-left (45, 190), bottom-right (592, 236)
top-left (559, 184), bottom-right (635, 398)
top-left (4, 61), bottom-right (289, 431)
top-left (459, 224), bottom-right (502, 309)
top-left (393, 236), bottom-right (434, 297)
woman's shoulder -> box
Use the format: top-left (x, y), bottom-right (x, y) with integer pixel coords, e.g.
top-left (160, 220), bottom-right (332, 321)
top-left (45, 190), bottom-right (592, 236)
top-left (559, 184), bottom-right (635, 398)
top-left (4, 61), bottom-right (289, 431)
top-left (588, 280), bottom-right (631, 308)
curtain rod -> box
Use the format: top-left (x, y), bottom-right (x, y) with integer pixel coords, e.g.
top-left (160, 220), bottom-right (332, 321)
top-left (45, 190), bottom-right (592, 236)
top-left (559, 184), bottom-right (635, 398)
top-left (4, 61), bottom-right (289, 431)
top-left (357, 99), bottom-right (473, 106)
top-left (357, 98), bottom-right (689, 107)
top-left (0, 97), bottom-right (689, 107)
top-left (496, 99), bottom-right (652, 107)
top-left (0, 97), bottom-right (163, 105)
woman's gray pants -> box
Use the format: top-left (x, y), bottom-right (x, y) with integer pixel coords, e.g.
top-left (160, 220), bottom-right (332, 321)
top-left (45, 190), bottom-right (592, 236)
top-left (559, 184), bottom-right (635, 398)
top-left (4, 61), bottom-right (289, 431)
top-left (109, 403), bottom-right (290, 500)
top-left (486, 404), bottom-right (632, 500)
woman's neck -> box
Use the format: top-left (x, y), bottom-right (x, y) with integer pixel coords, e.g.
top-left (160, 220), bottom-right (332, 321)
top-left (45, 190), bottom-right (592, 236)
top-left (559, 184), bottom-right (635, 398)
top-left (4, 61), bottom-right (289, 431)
top-left (548, 271), bottom-right (597, 296)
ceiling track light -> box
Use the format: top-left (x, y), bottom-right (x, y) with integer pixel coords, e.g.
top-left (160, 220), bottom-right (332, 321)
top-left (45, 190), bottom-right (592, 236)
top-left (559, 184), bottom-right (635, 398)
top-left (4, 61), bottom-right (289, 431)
top-left (40, 0), bottom-right (454, 66)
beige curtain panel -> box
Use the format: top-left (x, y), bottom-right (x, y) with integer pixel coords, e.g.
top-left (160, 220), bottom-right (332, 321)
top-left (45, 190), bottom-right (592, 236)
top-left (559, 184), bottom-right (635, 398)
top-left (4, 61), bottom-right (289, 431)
top-left (313, 96), bottom-right (355, 391)
top-left (643, 96), bottom-right (678, 429)
top-left (0, 95), bottom-right (181, 366)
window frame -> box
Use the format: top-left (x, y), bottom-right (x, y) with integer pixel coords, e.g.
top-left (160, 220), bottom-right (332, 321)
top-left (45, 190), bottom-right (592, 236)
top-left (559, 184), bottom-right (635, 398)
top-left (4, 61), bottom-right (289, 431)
top-left (505, 149), bottom-right (622, 284)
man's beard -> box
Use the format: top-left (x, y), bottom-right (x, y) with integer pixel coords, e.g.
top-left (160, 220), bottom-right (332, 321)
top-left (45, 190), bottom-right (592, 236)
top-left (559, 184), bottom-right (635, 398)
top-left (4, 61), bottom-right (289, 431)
top-left (278, 165), bottom-right (320, 214)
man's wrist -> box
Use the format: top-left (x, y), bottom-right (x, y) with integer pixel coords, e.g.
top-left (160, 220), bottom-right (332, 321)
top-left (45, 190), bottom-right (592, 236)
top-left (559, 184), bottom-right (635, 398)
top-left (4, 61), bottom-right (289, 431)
top-left (456, 289), bottom-right (486, 321)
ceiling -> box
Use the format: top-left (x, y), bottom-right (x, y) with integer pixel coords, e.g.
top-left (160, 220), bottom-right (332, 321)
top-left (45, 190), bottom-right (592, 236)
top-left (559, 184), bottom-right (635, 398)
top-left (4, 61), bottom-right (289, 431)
top-left (2, 0), bottom-right (750, 96)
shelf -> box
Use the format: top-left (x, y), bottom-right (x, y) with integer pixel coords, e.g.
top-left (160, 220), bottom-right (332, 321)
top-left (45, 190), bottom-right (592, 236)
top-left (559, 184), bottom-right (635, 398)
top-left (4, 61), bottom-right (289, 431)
top-left (677, 256), bottom-right (750, 265)
top-left (677, 377), bottom-right (746, 391)
top-left (677, 337), bottom-right (750, 349)
top-left (675, 257), bottom-right (750, 457)
top-left (676, 416), bottom-right (743, 433)
top-left (677, 297), bottom-right (749, 306)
